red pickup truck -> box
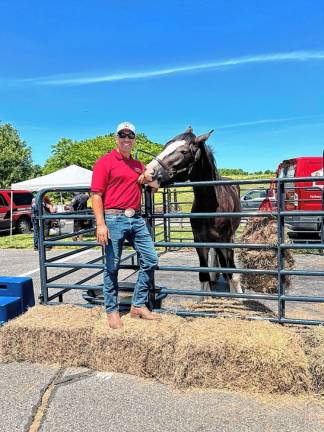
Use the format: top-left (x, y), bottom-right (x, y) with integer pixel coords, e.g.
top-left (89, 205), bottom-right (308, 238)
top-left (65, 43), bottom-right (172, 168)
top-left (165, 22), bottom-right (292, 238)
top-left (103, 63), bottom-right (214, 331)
top-left (0, 190), bottom-right (33, 234)
top-left (260, 157), bottom-right (324, 233)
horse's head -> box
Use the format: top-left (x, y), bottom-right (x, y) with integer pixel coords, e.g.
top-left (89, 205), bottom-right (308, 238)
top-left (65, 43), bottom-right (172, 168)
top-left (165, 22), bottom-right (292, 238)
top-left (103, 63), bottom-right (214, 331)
top-left (145, 127), bottom-right (214, 188)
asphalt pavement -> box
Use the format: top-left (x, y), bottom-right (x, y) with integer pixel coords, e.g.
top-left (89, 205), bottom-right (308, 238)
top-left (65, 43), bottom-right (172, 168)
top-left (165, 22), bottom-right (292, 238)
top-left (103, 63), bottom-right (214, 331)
top-left (1, 362), bottom-right (323, 432)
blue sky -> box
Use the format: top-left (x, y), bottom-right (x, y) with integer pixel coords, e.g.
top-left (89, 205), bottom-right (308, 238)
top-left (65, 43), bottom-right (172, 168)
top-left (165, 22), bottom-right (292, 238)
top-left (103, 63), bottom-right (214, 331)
top-left (1, 0), bottom-right (324, 172)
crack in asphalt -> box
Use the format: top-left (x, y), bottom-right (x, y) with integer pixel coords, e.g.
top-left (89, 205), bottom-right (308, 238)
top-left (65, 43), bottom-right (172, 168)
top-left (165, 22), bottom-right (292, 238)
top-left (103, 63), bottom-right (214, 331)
top-left (26, 368), bottom-right (95, 432)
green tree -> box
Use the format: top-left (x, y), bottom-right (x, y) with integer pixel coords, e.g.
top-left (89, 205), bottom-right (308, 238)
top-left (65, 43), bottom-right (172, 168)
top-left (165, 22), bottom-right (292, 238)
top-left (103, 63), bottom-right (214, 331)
top-left (43, 133), bottom-right (163, 174)
top-left (31, 164), bottom-right (43, 177)
top-left (0, 123), bottom-right (35, 188)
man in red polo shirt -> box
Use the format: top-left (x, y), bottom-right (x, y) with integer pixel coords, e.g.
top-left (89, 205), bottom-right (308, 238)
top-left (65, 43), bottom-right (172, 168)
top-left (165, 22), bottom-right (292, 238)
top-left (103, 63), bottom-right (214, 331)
top-left (91, 122), bottom-right (160, 329)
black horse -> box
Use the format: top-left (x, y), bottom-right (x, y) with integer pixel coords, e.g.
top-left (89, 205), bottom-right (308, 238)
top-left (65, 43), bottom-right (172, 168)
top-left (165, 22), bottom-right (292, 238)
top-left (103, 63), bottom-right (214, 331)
top-left (145, 127), bottom-right (242, 294)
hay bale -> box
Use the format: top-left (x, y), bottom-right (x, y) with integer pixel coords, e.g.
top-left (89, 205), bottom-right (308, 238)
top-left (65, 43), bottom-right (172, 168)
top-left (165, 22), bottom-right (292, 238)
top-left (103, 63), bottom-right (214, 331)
top-left (237, 217), bottom-right (294, 293)
top-left (172, 318), bottom-right (312, 394)
top-left (298, 326), bottom-right (324, 394)
top-left (0, 305), bottom-right (100, 366)
top-left (0, 305), bottom-right (316, 395)
top-left (90, 313), bottom-right (182, 384)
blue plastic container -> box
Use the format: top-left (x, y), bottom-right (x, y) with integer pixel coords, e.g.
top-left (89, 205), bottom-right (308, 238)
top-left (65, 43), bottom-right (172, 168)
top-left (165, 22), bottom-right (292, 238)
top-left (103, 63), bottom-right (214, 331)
top-left (0, 296), bottom-right (22, 322)
top-left (0, 276), bottom-right (35, 313)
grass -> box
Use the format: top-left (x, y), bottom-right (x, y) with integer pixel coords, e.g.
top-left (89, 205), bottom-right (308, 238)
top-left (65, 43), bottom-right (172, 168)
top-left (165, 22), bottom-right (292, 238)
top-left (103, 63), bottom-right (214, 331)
top-left (0, 233), bottom-right (98, 250)
top-left (152, 174), bottom-right (272, 213)
top-left (1, 229), bottom-right (322, 257)
top-left (0, 234), bottom-right (35, 249)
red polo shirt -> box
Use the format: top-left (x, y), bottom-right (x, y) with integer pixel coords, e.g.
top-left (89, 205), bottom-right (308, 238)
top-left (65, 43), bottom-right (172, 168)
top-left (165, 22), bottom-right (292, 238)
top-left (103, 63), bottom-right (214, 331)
top-left (91, 149), bottom-right (144, 210)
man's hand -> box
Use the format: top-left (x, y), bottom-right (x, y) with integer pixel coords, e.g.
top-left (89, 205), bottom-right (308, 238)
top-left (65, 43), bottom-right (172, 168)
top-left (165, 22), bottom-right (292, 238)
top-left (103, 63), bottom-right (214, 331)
top-left (137, 173), bottom-right (146, 185)
top-left (92, 193), bottom-right (109, 245)
top-left (138, 174), bottom-right (158, 192)
top-left (96, 224), bottom-right (110, 245)
top-left (138, 170), bottom-right (159, 192)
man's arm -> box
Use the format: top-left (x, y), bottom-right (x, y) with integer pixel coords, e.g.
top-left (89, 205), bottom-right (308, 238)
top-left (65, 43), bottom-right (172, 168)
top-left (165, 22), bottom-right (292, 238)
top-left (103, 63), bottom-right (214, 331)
top-left (92, 193), bottom-right (109, 245)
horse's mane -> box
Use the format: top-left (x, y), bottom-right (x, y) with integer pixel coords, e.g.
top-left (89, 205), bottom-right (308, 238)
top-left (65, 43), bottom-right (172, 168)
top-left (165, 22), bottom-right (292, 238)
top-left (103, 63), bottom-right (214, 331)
top-left (164, 131), bottom-right (194, 148)
top-left (198, 143), bottom-right (221, 181)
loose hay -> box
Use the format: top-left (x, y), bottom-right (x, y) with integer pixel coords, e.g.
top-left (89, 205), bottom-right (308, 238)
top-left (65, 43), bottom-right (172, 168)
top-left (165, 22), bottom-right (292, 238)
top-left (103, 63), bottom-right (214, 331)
top-left (237, 217), bottom-right (294, 293)
top-left (188, 298), bottom-right (276, 319)
top-left (0, 305), bottom-right (316, 395)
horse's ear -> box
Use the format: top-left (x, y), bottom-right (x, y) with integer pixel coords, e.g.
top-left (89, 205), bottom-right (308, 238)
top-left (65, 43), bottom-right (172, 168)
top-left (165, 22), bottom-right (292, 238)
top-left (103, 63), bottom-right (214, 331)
top-left (195, 129), bottom-right (214, 145)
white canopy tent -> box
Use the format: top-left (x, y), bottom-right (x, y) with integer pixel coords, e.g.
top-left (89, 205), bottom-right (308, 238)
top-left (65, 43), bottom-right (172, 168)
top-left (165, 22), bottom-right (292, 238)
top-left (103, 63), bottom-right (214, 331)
top-left (10, 165), bottom-right (93, 236)
top-left (11, 164), bottom-right (93, 191)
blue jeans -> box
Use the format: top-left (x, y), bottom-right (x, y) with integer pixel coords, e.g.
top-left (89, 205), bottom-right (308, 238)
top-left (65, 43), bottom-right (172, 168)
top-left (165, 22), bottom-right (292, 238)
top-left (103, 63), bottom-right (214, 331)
top-left (103, 214), bottom-right (158, 313)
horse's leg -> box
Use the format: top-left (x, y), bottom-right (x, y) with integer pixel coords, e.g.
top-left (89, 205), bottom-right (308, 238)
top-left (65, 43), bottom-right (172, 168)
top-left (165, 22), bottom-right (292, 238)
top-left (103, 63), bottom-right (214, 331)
top-left (196, 247), bottom-right (211, 301)
top-left (209, 248), bottom-right (220, 286)
top-left (216, 248), bottom-right (243, 294)
top-left (227, 248), bottom-right (243, 294)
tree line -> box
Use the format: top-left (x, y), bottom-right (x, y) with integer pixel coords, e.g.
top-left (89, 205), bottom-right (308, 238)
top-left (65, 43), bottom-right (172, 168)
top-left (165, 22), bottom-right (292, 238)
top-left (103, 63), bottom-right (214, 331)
top-left (219, 168), bottom-right (274, 176)
top-left (0, 123), bottom-right (274, 188)
top-left (0, 123), bottom-right (163, 188)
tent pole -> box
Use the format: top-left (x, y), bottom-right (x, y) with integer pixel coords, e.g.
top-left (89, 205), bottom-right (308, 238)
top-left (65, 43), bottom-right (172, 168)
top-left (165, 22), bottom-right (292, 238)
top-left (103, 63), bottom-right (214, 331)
top-left (10, 190), bottom-right (13, 238)
top-left (59, 192), bottom-right (63, 235)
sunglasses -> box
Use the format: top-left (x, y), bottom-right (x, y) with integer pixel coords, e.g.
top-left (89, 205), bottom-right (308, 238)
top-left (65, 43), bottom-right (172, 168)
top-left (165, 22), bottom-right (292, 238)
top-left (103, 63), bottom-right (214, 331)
top-left (118, 131), bottom-right (136, 139)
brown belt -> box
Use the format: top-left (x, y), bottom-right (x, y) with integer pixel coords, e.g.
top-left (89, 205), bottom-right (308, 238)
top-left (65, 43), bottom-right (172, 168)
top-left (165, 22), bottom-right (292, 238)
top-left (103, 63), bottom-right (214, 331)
top-left (104, 208), bottom-right (141, 217)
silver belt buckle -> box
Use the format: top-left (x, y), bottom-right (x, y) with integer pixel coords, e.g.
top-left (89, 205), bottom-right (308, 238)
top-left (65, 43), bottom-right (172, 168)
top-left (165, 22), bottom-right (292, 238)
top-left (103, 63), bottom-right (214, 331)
top-left (124, 208), bottom-right (135, 217)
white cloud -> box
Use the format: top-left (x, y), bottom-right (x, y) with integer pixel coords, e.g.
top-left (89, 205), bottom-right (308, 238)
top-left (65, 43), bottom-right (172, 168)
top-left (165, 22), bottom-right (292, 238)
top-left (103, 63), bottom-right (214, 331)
top-left (216, 114), bottom-right (324, 129)
top-left (19, 50), bottom-right (324, 87)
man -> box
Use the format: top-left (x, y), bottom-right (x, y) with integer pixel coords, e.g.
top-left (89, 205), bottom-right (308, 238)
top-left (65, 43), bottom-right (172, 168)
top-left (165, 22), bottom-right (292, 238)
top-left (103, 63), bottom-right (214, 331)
top-left (71, 192), bottom-right (90, 241)
top-left (32, 195), bottom-right (56, 250)
top-left (91, 122), bottom-right (160, 329)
